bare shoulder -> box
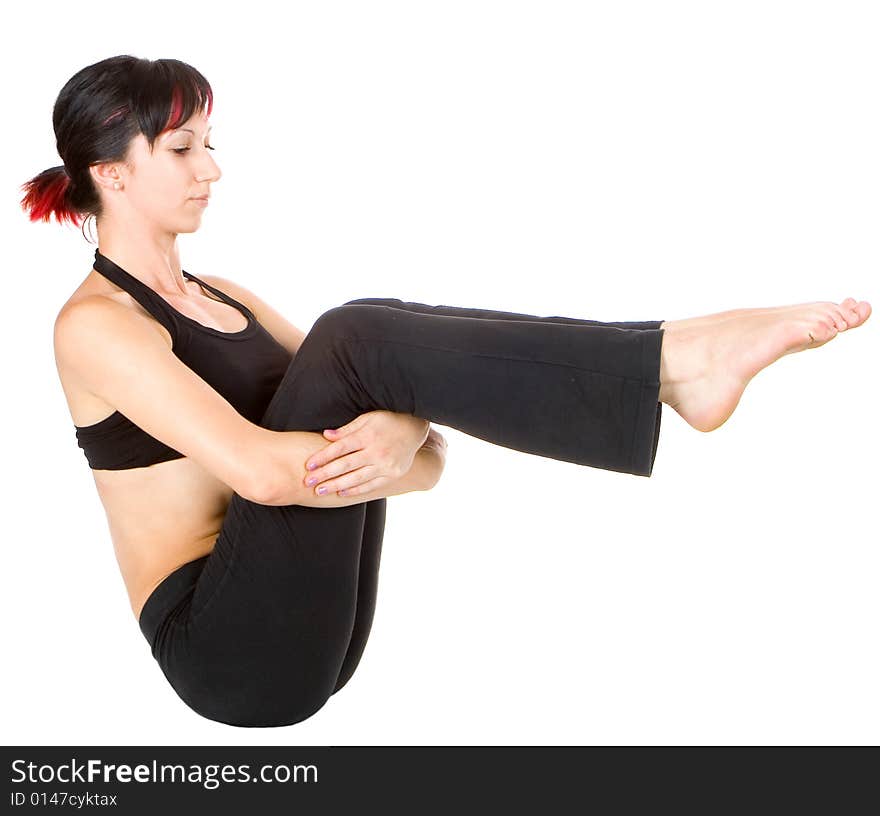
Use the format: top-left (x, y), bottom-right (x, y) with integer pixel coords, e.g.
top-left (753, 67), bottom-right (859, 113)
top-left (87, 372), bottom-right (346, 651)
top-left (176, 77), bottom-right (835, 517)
top-left (196, 273), bottom-right (308, 357)
top-left (52, 294), bottom-right (174, 427)
top-left (53, 296), bottom-right (170, 397)
top-left (54, 292), bottom-right (171, 359)
top-left (55, 269), bottom-right (172, 350)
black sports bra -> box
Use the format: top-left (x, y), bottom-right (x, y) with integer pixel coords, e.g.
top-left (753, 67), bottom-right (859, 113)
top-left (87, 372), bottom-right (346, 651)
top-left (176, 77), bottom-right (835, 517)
top-left (72, 249), bottom-right (293, 470)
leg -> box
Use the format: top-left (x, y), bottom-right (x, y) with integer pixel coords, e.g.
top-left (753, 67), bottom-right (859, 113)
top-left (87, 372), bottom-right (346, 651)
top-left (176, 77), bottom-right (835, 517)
top-left (343, 296), bottom-right (663, 331)
top-left (331, 497), bottom-right (385, 695)
top-left (328, 294), bottom-right (869, 693)
top-left (279, 300), bottom-right (663, 700)
top-left (140, 299), bottom-right (664, 727)
top-left (327, 299), bottom-right (663, 697)
top-left (261, 300), bottom-right (665, 477)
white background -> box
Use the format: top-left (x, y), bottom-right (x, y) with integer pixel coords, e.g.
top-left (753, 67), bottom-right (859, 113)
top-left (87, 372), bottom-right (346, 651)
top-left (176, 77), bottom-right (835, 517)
top-left (2, 0), bottom-right (877, 745)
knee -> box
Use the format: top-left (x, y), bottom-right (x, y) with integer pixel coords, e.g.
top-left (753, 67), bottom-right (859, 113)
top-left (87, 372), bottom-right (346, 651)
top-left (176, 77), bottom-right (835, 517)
top-left (343, 297), bottom-right (406, 308)
top-left (294, 303), bottom-right (397, 372)
top-left (308, 302), bottom-right (394, 344)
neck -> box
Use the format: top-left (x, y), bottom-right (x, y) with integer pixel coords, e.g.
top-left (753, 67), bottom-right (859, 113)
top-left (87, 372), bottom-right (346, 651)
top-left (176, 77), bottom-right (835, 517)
top-left (94, 223), bottom-right (187, 296)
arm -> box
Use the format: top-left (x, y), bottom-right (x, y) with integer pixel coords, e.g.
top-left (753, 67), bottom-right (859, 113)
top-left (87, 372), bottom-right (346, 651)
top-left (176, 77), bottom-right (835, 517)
top-left (186, 276), bottom-right (448, 502)
top-left (258, 426), bottom-right (447, 507)
top-left (55, 297), bottom-right (282, 503)
top-left (56, 297), bottom-right (441, 508)
top-left (417, 427), bottom-right (448, 491)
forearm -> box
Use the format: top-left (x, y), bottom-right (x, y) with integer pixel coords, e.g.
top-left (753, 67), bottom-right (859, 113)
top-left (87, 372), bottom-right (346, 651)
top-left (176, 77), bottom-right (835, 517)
top-left (255, 427), bottom-right (443, 508)
top-left (404, 440), bottom-right (446, 493)
top-left (418, 427), bottom-right (448, 490)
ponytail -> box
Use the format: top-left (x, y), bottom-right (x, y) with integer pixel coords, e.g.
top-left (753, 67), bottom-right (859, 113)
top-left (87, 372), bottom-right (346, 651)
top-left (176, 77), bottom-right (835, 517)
top-left (19, 165), bottom-right (83, 227)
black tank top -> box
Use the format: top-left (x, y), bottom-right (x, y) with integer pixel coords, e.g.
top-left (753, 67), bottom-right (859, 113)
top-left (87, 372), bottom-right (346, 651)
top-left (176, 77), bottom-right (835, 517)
top-left (73, 249), bottom-right (293, 470)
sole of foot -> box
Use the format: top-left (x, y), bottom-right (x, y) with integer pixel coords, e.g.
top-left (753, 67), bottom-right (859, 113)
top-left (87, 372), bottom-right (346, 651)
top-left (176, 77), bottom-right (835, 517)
top-left (660, 298), bottom-right (872, 432)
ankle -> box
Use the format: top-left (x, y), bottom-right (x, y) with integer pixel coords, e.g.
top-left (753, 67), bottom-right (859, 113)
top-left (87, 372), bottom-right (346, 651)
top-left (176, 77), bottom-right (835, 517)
top-left (658, 380), bottom-right (678, 407)
top-left (658, 332), bottom-right (675, 406)
top-left (657, 326), bottom-right (689, 407)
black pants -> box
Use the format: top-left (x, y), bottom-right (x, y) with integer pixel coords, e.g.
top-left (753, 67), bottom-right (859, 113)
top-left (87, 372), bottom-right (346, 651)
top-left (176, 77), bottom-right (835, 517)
top-left (138, 298), bottom-right (665, 727)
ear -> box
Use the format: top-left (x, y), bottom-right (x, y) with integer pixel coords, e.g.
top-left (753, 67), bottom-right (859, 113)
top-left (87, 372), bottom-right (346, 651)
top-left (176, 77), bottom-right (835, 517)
top-left (89, 161), bottom-right (123, 193)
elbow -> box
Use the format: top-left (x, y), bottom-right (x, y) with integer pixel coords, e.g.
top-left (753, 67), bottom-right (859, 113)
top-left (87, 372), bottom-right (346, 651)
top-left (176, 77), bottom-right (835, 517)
top-left (244, 427), bottom-right (357, 507)
top-left (234, 427), bottom-right (302, 506)
top-left (243, 460), bottom-right (299, 506)
top-left (237, 470), bottom-right (276, 505)
top-left (244, 466), bottom-right (312, 507)
top-left (252, 481), bottom-right (328, 508)
top-left (248, 480), bottom-right (276, 506)
top-left (232, 443), bottom-right (286, 505)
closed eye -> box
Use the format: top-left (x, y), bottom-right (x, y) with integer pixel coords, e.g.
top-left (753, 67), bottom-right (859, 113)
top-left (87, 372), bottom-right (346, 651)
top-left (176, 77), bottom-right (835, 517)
top-left (173, 145), bottom-right (216, 154)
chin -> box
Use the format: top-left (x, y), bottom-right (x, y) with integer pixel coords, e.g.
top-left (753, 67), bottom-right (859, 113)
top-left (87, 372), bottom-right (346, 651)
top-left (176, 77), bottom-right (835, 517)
top-left (175, 218), bottom-right (203, 234)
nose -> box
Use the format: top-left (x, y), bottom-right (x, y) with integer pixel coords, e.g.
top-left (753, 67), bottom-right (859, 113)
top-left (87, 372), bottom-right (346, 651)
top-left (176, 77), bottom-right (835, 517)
top-left (197, 153), bottom-right (222, 185)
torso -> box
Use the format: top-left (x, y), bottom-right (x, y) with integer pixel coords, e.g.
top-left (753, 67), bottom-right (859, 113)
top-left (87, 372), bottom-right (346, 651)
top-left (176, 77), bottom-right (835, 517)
top-left (56, 266), bottom-right (254, 623)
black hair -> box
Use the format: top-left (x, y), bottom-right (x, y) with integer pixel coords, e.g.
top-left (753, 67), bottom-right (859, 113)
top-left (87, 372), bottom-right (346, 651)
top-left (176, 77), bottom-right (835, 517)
top-left (19, 55), bottom-right (214, 241)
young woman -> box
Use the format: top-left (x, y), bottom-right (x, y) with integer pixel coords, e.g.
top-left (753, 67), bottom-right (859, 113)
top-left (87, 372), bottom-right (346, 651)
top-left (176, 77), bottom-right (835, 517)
top-left (23, 56), bottom-right (870, 728)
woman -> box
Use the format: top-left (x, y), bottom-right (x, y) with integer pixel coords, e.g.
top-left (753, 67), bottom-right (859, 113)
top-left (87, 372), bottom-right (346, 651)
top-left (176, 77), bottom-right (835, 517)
top-left (23, 56), bottom-right (870, 727)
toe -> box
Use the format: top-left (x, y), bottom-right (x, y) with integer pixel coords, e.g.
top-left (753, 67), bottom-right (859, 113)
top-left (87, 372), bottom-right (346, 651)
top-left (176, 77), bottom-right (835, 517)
top-left (809, 321), bottom-right (836, 345)
top-left (829, 307), bottom-right (848, 332)
top-left (841, 306), bottom-right (861, 328)
top-left (821, 319), bottom-right (838, 340)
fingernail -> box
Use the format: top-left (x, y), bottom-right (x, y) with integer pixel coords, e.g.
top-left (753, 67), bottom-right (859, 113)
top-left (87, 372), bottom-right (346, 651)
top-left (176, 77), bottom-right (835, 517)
top-left (317, 487), bottom-right (327, 495)
top-left (308, 462), bottom-right (317, 471)
top-left (307, 477), bottom-right (317, 486)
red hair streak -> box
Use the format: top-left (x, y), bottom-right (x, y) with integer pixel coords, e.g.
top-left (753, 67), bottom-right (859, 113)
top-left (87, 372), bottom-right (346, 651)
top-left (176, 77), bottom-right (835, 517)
top-left (19, 168), bottom-right (83, 227)
top-left (161, 84), bottom-right (214, 134)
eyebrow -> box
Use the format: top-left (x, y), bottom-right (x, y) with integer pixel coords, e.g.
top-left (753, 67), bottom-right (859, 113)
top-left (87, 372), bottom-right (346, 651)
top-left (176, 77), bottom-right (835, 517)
top-left (168, 125), bottom-right (213, 136)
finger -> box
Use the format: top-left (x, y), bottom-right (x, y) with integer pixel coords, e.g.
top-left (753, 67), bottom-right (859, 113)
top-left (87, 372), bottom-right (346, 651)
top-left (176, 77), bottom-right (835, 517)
top-left (325, 427), bottom-right (353, 439)
top-left (305, 436), bottom-right (360, 472)
top-left (337, 475), bottom-right (392, 497)
top-left (305, 441), bottom-right (343, 473)
top-left (314, 466), bottom-right (379, 495)
top-left (305, 451), bottom-right (367, 487)
top-left (327, 414), bottom-right (368, 439)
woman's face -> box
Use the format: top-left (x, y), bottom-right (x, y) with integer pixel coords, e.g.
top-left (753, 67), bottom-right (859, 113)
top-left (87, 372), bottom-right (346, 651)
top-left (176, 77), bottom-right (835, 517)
top-left (96, 109), bottom-right (221, 234)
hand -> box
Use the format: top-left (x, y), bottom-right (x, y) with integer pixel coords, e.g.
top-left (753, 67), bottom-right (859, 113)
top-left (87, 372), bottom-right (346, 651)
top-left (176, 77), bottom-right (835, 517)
top-left (303, 410), bottom-right (430, 497)
top-left (423, 427), bottom-right (448, 451)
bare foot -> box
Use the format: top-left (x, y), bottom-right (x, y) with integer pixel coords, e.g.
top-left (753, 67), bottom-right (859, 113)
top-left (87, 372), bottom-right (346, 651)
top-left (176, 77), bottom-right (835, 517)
top-left (658, 298), bottom-right (872, 432)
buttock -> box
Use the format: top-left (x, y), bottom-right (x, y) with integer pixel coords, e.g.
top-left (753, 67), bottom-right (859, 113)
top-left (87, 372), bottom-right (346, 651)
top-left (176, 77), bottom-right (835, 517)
top-left (135, 493), bottom-right (372, 726)
top-left (138, 554), bottom-right (208, 653)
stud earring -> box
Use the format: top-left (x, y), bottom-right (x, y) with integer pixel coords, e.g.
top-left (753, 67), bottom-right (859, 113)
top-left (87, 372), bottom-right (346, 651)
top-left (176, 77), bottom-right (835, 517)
top-left (113, 182), bottom-right (120, 190)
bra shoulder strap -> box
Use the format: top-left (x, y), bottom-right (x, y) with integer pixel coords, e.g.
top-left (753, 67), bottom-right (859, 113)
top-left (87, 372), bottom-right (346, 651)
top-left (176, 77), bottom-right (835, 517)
top-left (183, 270), bottom-right (256, 319)
top-left (92, 249), bottom-right (179, 336)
